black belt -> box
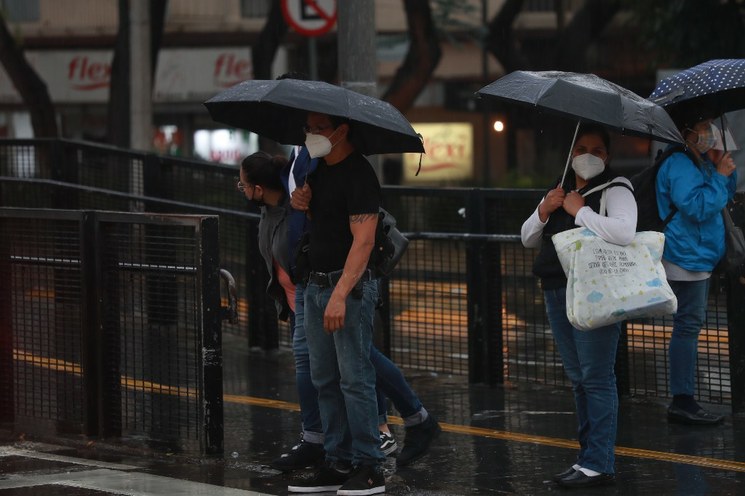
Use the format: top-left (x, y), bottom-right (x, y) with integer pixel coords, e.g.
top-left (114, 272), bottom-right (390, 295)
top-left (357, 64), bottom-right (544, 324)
top-left (307, 269), bottom-right (373, 288)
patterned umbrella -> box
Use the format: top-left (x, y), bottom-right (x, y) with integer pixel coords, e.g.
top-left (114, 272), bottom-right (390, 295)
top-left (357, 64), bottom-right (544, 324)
top-left (649, 59), bottom-right (745, 114)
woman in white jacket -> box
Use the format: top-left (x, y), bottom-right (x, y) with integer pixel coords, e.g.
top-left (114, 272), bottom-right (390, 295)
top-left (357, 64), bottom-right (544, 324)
top-left (521, 124), bottom-right (637, 489)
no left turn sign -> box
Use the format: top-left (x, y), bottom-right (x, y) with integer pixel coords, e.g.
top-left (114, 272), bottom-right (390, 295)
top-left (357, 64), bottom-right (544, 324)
top-left (281, 0), bottom-right (337, 37)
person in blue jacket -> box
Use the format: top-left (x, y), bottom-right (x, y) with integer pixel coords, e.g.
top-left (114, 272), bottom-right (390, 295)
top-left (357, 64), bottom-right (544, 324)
top-left (656, 104), bottom-right (738, 425)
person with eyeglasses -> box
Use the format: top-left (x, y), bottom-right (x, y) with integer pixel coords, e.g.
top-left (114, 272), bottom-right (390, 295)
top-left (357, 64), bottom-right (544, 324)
top-left (238, 146), bottom-right (440, 480)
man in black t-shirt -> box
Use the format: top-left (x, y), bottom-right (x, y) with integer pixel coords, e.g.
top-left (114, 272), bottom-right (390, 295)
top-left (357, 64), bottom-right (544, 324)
top-left (287, 112), bottom-right (385, 496)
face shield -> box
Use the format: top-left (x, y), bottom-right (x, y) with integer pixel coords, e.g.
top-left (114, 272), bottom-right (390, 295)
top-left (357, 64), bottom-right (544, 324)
top-left (712, 116), bottom-right (740, 151)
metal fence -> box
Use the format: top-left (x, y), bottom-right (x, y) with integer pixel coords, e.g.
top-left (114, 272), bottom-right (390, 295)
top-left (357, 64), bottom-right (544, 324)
top-left (1, 138), bottom-right (743, 413)
top-left (0, 207), bottom-right (226, 454)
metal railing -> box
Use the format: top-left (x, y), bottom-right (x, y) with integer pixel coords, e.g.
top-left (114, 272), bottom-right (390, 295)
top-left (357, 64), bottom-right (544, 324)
top-left (1, 138), bottom-right (743, 413)
top-left (0, 207), bottom-right (228, 454)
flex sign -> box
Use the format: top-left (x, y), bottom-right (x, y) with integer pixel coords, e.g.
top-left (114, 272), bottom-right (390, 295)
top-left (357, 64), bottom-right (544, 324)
top-left (154, 48), bottom-right (253, 102)
top-left (0, 48), bottom-right (253, 104)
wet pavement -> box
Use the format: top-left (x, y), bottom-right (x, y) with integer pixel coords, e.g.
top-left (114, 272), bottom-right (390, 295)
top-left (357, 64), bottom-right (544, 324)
top-left (2, 332), bottom-right (745, 495)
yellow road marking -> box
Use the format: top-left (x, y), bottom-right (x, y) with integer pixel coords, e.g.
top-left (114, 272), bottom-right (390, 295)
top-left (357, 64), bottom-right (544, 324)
top-left (14, 350), bottom-right (745, 473)
top-left (222, 395), bottom-right (745, 473)
top-left (13, 349), bottom-right (198, 398)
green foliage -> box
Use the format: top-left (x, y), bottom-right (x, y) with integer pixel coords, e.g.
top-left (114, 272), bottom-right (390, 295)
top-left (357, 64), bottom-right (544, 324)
top-left (623, 0), bottom-right (745, 67)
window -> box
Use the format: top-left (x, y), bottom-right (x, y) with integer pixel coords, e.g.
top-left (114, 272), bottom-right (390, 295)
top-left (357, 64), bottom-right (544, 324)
top-left (241, 0), bottom-right (269, 19)
top-left (0, 0), bottom-right (40, 22)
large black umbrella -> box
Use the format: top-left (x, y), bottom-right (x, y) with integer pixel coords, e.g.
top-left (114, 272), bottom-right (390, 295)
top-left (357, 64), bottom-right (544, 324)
top-left (204, 79), bottom-right (424, 155)
top-left (649, 59), bottom-right (745, 115)
top-left (477, 70), bottom-right (683, 144)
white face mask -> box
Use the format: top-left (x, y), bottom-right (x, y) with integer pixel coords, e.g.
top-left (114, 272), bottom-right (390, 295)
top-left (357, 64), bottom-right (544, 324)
top-left (571, 153), bottom-right (606, 180)
top-left (305, 133), bottom-right (333, 158)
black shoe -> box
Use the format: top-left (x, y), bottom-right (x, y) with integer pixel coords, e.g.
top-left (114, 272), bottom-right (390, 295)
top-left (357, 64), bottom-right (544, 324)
top-left (379, 431), bottom-right (398, 456)
top-left (551, 467), bottom-right (577, 482)
top-left (396, 414), bottom-right (442, 467)
top-left (271, 440), bottom-right (325, 471)
top-left (667, 405), bottom-right (724, 425)
top-left (287, 461), bottom-right (352, 493)
top-left (337, 464), bottom-right (385, 496)
top-left (556, 471), bottom-right (615, 488)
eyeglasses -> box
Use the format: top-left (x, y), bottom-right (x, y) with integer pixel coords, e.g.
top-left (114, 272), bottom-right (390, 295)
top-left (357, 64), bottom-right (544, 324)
top-left (237, 180), bottom-right (250, 193)
top-left (303, 124), bottom-right (333, 134)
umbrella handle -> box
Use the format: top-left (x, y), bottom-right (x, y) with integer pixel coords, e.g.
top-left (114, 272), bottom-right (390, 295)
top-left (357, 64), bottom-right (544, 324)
top-left (560, 121), bottom-right (581, 189)
top-left (720, 115), bottom-right (728, 154)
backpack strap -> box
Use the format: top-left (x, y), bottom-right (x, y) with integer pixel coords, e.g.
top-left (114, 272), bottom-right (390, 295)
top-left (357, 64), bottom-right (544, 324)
top-left (653, 144), bottom-right (698, 227)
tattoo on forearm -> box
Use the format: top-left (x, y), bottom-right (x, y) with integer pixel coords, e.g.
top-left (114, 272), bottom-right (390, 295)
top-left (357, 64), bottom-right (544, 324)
top-left (350, 212), bottom-right (377, 224)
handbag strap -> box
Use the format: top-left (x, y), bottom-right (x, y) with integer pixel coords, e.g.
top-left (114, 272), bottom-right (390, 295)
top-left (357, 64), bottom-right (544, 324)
top-left (581, 180), bottom-right (633, 217)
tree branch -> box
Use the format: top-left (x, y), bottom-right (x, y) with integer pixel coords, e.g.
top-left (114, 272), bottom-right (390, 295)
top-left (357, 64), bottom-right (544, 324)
top-left (252, 0), bottom-right (289, 80)
top-left (483, 0), bottom-right (528, 73)
top-left (381, 0), bottom-right (441, 112)
top-left (0, 15), bottom-right (58, 137)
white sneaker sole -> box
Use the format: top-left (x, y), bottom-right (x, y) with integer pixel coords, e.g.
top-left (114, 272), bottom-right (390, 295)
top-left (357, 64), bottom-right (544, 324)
top-left (287, 484), bottom-right (343, 493)
top-left (337, 486), bottom-right (386, 496)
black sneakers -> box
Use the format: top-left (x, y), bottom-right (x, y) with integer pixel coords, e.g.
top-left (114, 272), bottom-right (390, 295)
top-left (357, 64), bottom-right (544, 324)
top-left (667, 404), bottom-right (725, 425)
top-left (271, 439), bottom-right (325, 471)
top-left (396, 414), bottom-right (442, 467)
top-left (287, 460), bottom-right (352, 493)
top-left (337, 464), bottom-right (385, 496)
top-left (379, 431), bottom-right (398, 456)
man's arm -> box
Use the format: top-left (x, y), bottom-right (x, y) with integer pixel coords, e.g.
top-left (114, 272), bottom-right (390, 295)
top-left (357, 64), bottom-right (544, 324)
top-left (323, 212), bottom-right (377, 333)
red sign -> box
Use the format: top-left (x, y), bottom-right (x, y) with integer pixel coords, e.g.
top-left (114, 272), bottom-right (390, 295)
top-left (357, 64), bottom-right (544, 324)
top-left (213, 53), bottom-right (252, 87)
top-left (68, 56), bottom-right (111, 90)
top-left (281, 0), bottom-right (337, 37)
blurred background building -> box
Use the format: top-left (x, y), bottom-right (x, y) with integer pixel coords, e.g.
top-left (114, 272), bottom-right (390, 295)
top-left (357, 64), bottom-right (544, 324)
top-left (0, 0), bottom-right (742, 187)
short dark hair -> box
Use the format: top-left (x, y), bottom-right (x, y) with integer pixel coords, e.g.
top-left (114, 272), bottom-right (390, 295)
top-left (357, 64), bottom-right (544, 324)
top-left (240, 151), bottom-right (286, 191)
top-left (277, 71), bottom-right (310, 81)
top-left (576, 123), bottom-right (611, 153)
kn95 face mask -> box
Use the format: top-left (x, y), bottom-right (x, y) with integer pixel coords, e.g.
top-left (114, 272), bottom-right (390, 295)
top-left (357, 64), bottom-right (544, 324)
top-left (571, 153), bottom-right (605, 180)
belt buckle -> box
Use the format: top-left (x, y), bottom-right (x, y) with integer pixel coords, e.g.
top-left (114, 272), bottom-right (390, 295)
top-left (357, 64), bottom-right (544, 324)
top-left (311, 271), bottom-right (330, 287)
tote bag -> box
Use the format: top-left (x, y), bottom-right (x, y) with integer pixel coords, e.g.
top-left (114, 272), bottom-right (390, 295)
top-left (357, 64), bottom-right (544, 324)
top-left (552, 228), bottom-right (677, 330)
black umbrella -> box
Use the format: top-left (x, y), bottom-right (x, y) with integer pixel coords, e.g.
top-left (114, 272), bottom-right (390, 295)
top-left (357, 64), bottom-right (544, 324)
top-left (649, 59), bottom-right (745, 115)
top-left (476, 70), bottom-right (683, 144)
top-left (204, 79), bottom-right (424, 155)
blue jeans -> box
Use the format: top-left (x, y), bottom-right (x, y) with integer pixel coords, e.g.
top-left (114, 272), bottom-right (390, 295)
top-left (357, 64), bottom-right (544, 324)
top-left (668, 279), bottom-right (710, 397)
top-left (371, 346), bottom-right (422, 421)
top-left (293, 287), bottom-right (323, 442)
top-left (305, 280), bottom-right (383, 465)
top-left (545, 288), bottom-right (620, 474)
top-left (294, 285), bottom-right (423, 435)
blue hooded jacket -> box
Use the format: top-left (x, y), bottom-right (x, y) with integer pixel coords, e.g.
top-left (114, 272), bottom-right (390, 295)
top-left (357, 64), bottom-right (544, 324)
top-left (656, 147), bottom-right (737, 272)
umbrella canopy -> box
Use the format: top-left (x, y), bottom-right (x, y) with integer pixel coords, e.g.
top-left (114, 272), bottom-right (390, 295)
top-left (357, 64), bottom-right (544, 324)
top-left (204, 79), bottom-right (424, 155)
top-left (477, 70), bottom-right (683, 143)
top-left (649, 59), bottom-right (745, 115)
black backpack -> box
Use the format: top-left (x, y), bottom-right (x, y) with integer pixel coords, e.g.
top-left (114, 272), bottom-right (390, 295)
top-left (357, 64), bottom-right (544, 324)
top-left (630, 145), bottom-right (696, 232)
